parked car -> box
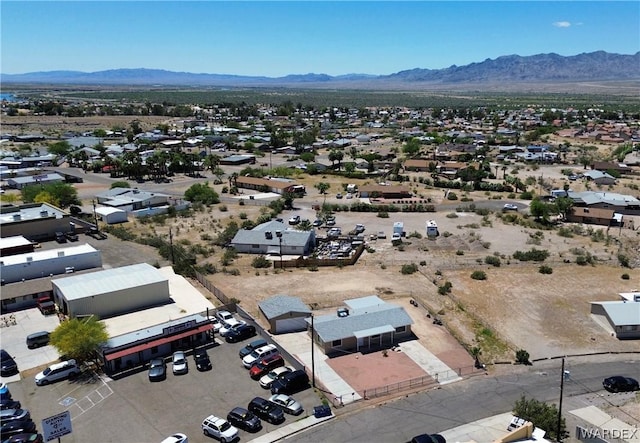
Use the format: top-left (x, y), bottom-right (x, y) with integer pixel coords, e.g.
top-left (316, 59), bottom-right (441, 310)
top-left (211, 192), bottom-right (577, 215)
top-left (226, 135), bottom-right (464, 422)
top-left (160, 433), bottom-right (188, 443)
top-left (503, 203), bottom-right (518, 211)
top-left (377, 231), bottom-right (386, 239)
top-left (216, 310), bottom-right (235, 323)
top-left (239, 339), bottom-right (268, 359)
top-left (0, 383), bottom-right (10, 399)
top-left (270, 369), bottom-right (310, 395)
top-left (602, 376), bottom-right (639, 392)
top-left (354, 224), bottom-right (365, 234)
top-left (0, 409), bottom-right (31, 424)
top-left (201, 415), bottom-right (238, 443)
top-left (148, 358), bottom-right (167, 382)
top-left (327, 227), bottom-right (341, 238)
top-left (35, 359), bottom-right (80, 386)
top-left (0, 421), bottom-right (37, 439)
top-left (259, 366), bottom-right (294, 389)
top-left (226, 407), bottom-right (261, 432)
top-left (0, 350), bottom-right (18, 377)
top-left (410, 434), bottom-right (446, 443)
top-left (325, 218), bottom-right (336, 226)
top-left (336, 193), bottom-right (343, 199)
top-left (26, 331), bottom-right (50, 349)
top-left (225, 324), bottom-right (257, 343)
top-left (172, 351), bottom-right (188, 375)
top-left (219, 319), bottom-right (247, 337)
top-left (247, 397), bottom-right (285, 424)
top-left (65, 232), bottom-right (79, 242)
top-left (249, 354), bottom-right (285, 380)
top-left (345, 192), bottom-right (353, 199)
top-left (0, 399), bottom-right (21, 411)
top-left (194, 349), bottom-right (212, 372)
top-left (242, 344), bottom-right (279, 369)
top-left (392, 232), bottom-right (402, 242)
top-left (54, 231), bottom-right (67, 243)
top-left (3, 433), bottom-right (44, 443)
top-left (207, 316), bottom-right (222, 334)
top-left (268, 394), bottom-right (303, 415)
top-left (312, 219), bottom-right (323, 227)
top-left (288, 215), bottom-right (301, 225)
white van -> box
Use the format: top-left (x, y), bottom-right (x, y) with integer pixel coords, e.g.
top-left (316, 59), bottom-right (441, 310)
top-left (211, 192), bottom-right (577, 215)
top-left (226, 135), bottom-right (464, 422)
top-left (35, 359), bottom-right (81, 386)
top-left (242, 344), bottom-right (278, 368)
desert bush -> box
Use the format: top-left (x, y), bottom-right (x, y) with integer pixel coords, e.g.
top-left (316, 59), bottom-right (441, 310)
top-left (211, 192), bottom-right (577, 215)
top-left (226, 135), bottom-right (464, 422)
top-left (447, 192), bottom-right (458, 200)
top-left (621, 273), bottom-right (630, 280)
top-left (251, 255), bottom-right (271, 268)
top-left (377, 211), bottom-right (389, 218)
top-left (438, 281), bottom-right (452, 295)
top-left (446, 213), bottom-right (459, 218)
top-left (456, 249), bottom-right (464, 255)
top-left (401, 263), bottom-right (419, 274)
top-left (617, 254), bottom-right (630, 268)
top-left (484, 256), bottom-right (501, 267)
top-left (470, 270), bottom-right (487, 280)
top-left (513, 248), bottom-right (550, 262)
top-left (515, 349), bottom-right (531, 365)
top-left (539, 265), bottom-right (553, 274)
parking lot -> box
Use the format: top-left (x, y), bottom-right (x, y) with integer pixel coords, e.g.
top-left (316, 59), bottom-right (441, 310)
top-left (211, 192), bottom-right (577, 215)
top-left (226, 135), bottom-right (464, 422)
top-left (5, 326), bottom-right (323, 443)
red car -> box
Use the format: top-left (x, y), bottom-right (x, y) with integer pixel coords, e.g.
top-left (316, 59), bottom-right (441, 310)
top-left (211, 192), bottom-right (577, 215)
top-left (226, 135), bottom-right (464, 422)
top-left (249, 354), bottom-right (284, 380)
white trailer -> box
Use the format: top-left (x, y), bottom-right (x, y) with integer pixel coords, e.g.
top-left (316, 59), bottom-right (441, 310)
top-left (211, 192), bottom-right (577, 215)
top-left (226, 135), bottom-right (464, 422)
top-left (393, 222), bottom-right (404, 237)
top-left (426, 220), bottom-right (439, 238)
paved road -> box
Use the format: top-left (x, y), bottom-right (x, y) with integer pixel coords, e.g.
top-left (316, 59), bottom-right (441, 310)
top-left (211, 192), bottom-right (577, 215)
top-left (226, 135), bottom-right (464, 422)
top-left (288, 357), bottom-right (640, 443)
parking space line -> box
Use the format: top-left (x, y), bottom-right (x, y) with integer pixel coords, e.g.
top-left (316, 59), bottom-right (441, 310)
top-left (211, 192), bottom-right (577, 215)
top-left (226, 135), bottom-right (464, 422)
top-left (53, 372), bottom-right (114, 421)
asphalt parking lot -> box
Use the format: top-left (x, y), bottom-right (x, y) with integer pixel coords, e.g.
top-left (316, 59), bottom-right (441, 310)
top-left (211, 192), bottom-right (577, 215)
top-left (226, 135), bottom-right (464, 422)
top-left (6, 329), bottom-right (323, 443)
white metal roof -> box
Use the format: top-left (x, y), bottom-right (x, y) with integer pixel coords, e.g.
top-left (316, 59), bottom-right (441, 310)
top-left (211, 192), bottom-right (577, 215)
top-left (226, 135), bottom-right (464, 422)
top-left (0, 235), bottom-right (32, 249)
top-left (0, 243), bottom-right (98, 266)
top-left (52, 263), bottom-right (167, 301)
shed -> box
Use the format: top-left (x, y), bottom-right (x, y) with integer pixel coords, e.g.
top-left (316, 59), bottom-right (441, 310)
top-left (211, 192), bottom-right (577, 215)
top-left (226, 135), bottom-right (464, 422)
top-left (590, 301), bottom-right (640, 339)
top-left (95, 206), bottom-right (128, 224)
top-left (52, 263), bottom-right (170, 319)
top-left (259, 295), bottom-right (311, 334)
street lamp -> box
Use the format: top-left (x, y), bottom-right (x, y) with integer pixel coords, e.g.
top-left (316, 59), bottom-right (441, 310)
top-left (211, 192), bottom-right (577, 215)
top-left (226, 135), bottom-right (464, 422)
top-left (275, 230), bottom-right (283, 269)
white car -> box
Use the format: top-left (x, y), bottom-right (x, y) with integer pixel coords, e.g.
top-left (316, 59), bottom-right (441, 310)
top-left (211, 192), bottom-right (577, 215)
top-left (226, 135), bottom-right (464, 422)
top-left (216, 310), bottom-right (235, 323)
top-left (392, 232), bottom-right (402, 242)
top-left (160, 433), bottom-right (188, 443)
top-left (259, 365), bottom-right (294, 389)
top-left (35, 359), bottom-right (81, 386)
top-left (201, 415), bottom-right (238, 443)
top-left (242, 344), bottom-right (278, 369)
top-left (503, 203), bottom-right (518, 211)
top-left (208, 316), bottom-right (222, 333)
top-left (268, 393), bottom-right (303, 415)
top-left (172, 351), bottom-right (188, 375)
top-left (219, 319), bottom-right (246, 337)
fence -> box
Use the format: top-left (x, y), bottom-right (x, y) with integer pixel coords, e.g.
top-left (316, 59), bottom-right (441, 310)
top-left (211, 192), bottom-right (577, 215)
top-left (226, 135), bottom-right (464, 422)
top-left (274, 243), bottom-right (366, 269)
top-left (362, 364), bottom-right (484, 400)
top-left (195, 271), bottom-right (234, 306)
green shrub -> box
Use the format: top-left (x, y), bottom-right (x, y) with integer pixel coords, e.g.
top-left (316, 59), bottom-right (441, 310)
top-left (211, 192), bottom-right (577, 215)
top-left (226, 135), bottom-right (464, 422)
top-left (539, 265), bottom-right (553, 274)
top-left (446, 213), bottom-right (459, 218)
top-left (484, 256), bottom-right (501, 267)
top-left (438, 281), bottom-right (452, 295)
top-left (470, 270), bottom-right (487, 280)
top-left (447, 192), bottom-right (458, 200)
top-left (617, 254), bottom-right (630, 268)
top-left (401, 263), bottom-right (419, 274)
top-left (251, 255), bottom-right (271, 268)
top-left (456, 249), bottom-right (464, 255)
top-left (621, 273), bottom-right (630, 280)
top-left (513, 248), bottom-right (550, 262)
top-left (377, 211), bottom-right (389, 218)
top-left (515, 349), bottom-right (531, 365)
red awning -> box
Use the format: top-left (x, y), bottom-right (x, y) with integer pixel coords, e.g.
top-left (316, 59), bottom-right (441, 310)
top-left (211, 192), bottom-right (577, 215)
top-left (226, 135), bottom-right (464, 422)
top-left (104, 324), bottom-right (213, 361)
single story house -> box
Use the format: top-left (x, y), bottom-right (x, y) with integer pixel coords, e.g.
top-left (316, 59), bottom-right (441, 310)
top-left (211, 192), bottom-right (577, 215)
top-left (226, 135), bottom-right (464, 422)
top-left (95, 206), bottom-right (128, 224)
top-left (7, 173), bottom-right (64, 190)
top-left (358, 185), bottom-right (412, 199)
top-left (309, 295), bottom-right (413, 355)
top-left (590, 301), bottom-right (640, 339)
top-left (230, 220), bottom-right (316, 256)
top-left (582, 170), bottom-right (617, 185)
top-left (235, 176), bottom-right (301, 195)
top-left (219, 154), bottom-right (256, 165)
top-left (96, 188), bottom-right (172, 212)
top-left (259, 295), bottom-right (312, 334)
top-left (567, 191), bottom-right (640, 215)
top-left (404, 159), bottom-right (435, 172)
top-left (591, 161), bottom-right (633, 175)
top-left (565, 207), bottom-right (620, 226)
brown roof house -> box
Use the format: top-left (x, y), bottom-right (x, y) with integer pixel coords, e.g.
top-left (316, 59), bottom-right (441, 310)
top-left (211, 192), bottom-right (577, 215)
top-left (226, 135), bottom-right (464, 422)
top-left (358, 185), bottom-right (412, 199)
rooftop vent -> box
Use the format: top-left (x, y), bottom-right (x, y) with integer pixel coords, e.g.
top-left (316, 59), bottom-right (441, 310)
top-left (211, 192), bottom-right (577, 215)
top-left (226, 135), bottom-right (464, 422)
top-left (12, 214), bottom-right (21, 221)
top-left (265, 231), bottom-right (273, 239)
top-left (40, 210), bottom-right (48, 217)
top-left (337, 307), bottom-right (349, 318)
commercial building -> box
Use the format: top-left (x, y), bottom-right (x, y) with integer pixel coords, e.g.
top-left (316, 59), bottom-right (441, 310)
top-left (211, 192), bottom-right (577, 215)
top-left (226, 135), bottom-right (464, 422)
top-left (100, 313), bottom-right (213, 374)
top-left (52, 263), bottom-right (171, 319)
top-left (0, 243), bottom-right (102, 284)
top-left (0, 203), bottom-right (73, 241)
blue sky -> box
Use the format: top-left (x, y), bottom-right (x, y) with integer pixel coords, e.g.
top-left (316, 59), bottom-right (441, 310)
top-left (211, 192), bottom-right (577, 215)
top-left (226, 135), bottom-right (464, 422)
top-left (1, 1), bottom-right (639, 76)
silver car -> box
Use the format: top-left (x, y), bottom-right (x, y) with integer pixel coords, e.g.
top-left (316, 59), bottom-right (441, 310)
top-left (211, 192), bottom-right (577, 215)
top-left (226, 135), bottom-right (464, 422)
top-left (172, 351), bottom-right (188, 375)
top-left (268, 394), bottom-right (303, 415)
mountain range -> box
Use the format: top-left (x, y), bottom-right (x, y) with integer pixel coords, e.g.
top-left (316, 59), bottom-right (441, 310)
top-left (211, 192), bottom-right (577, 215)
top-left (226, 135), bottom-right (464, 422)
top-left (2, 51), bottom-right (639, 90)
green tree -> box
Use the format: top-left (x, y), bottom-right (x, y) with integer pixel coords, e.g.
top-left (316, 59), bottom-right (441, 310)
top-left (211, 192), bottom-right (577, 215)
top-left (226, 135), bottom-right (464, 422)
top-left (314, 182), bottom-right (330, 203)
top-left (48, 141), bottom-right (72, 157)
top-left (403, 137), bottom-right (421, 156)
top-left (50, 316), bottom-right (109, 364)
top-left (21, 182), bottom-right (80, 208)
top-left (529, 198), bottom-right (550, 222)
top-left (184, 182), bottom-right (220, 205)
top-left (512, 395), bottom-right (565, 440)
top-left (553, 197), bottom-right (574, 220)
top-left (328, 149), bottom-right (344, 169)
